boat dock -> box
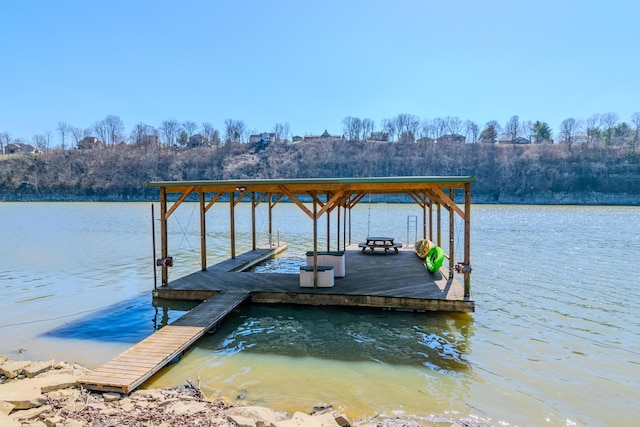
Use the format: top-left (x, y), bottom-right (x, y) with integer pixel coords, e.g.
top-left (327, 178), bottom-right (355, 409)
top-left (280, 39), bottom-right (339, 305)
top-left (156, 244), bottom-right (473, 312)
top-left (79, 176), bottom-right (476, 394)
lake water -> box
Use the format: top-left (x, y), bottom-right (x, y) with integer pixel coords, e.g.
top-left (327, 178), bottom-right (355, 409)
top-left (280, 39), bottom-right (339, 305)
top-left (1, 202), bottom-right (638, 426)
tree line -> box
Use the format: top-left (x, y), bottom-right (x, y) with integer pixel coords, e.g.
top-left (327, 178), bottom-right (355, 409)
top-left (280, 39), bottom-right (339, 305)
top-left (0, 137), bottom-right (638, 204)
top-left (2, 111), bottom-right (640, 153)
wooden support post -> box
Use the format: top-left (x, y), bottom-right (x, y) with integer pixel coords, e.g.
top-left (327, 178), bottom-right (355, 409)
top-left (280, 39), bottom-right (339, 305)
top-left (151, 204), bottom-right (157, 290)
top-left (251, 192), bottom-right (256, 250)
top-left (423, 202), bottom-right (427, 240)
top-left (313, 200), bottom-right (318, 289)
top-left (230, 192), bottom-right (236, 259)
top-left (160, 187), bottom-right (168, 287)
top-left (449, 188), bottom-right (455, 279)
top-left (200, 192), bottom-right (207, 271)
top-left (348, 205), bottom-right (352, 245)
top-left (464, 183), bottom-right (472, 297)
top-left (268, 193), bottom-right (273, 246)
top-left (326, 209), bottom-right (330, 252)
top-left (429, 202), bottom-right (433, 242)
top-left (337, 205), bottom-right (341, 251)
top-left (437, 202), bottom-right (441, 247)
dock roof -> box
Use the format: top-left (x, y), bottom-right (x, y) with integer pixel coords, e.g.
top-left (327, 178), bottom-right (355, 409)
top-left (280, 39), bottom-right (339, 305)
top-left (147, 176), bottom-right (476, 194)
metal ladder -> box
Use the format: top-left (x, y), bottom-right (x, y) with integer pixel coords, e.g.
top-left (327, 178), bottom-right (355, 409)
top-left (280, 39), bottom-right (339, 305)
top-left (406, 215), bottom-right (417, 247)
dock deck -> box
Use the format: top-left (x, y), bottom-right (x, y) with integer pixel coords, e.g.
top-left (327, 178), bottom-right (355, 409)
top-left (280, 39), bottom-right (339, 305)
top-left (156, 244), bottom-right (474, 312)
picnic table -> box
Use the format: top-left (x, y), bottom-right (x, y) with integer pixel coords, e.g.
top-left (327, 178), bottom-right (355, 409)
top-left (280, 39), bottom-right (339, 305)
top-left (358, 236), bottom-right (402, 254)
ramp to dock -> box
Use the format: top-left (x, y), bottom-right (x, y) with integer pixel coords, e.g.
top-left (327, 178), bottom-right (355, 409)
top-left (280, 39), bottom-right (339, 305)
top-left (78, 291), bottom-right (250, 394)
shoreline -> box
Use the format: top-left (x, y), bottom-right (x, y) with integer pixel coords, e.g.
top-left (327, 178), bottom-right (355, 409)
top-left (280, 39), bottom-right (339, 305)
top-left (0, 356), bottom-right (478, 427)
top-left (1, 191), bottom-right (640, 206)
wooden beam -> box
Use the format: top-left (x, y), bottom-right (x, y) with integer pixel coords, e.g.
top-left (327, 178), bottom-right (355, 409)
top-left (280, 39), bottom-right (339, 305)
top-left (279, 185), bottom-right (314, 219)
top-left (165, 186), bottom-right (196, 219)
top-left (316, 191), bottom-right (345, 218)
top-left (431, 187), bottom-right (465, 219)
top-left (204, 192), bottom-right (222, 213)
top-left (270, 193), bottom-right (284, 207)
top-left (253, 192), bottom-right (269, 207)
top-left (408, 192), bottom-right (426, 207)
top-left (308, 191), bottom-right (325, 208)
top-left (346, 192), bottom-right (365, 209)
top-left (234, 188), bottom-right (250, 206)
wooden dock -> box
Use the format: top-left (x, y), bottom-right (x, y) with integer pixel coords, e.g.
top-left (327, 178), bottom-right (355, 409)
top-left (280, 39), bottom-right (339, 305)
top-left (156, 245), bottom-right (474, 312)
top-left (78, 292), bottom-right (250, 393)
top-left (79, 243), bottom-right (473, 394)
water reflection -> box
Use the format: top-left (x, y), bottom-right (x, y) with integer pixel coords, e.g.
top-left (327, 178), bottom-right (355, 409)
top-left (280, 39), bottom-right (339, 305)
top-left (197, 304), bottom-right (473, 373)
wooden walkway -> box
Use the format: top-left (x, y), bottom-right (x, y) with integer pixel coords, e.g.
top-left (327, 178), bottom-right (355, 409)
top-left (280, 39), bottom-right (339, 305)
top-left (78, 292), bottom-right (250, 393)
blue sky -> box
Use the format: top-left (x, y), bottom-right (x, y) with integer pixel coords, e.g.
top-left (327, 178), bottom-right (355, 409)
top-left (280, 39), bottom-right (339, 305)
top-left (2, 0), bottom-right (639, 144)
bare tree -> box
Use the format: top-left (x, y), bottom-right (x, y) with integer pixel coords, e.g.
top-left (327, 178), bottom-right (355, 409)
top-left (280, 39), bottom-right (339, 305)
top-left (584, 114), bottom-right (601, 145)
top-left (431, 117), bottom-right (447, 139)
top-left (273, 123), bottom-right (286, 143)
top-left (33, 134), bottom-right (47, 151)
top-left (342, 116), bottom-right (362, 141)
top-left (0, 131), bottom-right (10, 154)
top-left (559, 118), bottom-right (577, 144)
top-left (504, 115), bottom-right (520, 142)
top-left (361, 118), bottom-right (375, 141)
top-left (130, 122), bottom-right (155, 145)
top-left (445, 116), bottom-right (463, 135)
top-left (57, 121), bottom-right (69, 150)
top-left (224, 119), bottom-right (246, 144)
top-left (45, 130), bottom-right (52, 151)
top-left (600, 112), bottom-right (619, 145)
top-left (70, 126), bottom-right (84, 147)
top-left (182, 121), bottom-right (198, 137)
top-left (394, 114), bottom-right (420, 142)
top-left (93, 120), bottom-right (108, 145)
top-left (631, 112), bottom-right (640, 150)
top-left (201, 122), bottom-right (216, 147)
top-left (104, 115), bottom-right (125, 146)
top-left (381, 118), bottom-right (396, 142)
top-left (463, 120), bottom-right (479, 143)
top-left (283, 122), bottom-right (290, 142)
top-left (520, 120), bottom-right (533, 142)
top-left (160, 119), bottom-right (180, 146)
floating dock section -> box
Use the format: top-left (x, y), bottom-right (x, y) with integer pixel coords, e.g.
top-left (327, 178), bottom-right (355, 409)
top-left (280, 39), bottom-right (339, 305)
top-left (78, 292), bottom-right (250, 394)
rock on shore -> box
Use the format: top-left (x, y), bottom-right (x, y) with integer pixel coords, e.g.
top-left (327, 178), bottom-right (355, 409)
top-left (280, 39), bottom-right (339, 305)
top-left (0, 355), bottom-right (463, 427)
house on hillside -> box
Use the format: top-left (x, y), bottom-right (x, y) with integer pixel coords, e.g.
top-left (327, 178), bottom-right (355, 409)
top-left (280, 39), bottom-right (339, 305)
top-left (416, 136), bottom-right (435, 144)
top-left (369, 131), bottom-right (389, 142)
top-left (303, 130), bottom-right (344, 142)
top-left (77, 137), bottom-right (105, 150)
top-left (249, 132), bottom-right (276, 145)
top-left (498, 137), bottom-right (531, 144)
top-left (188, 134), bottom-right (208, 148)
top-left (437, 134), bottom-right (466, 144)
top-left (138, 135), bottom-right (159, 146)
top-left (4, 143), bottom-right (41, 154)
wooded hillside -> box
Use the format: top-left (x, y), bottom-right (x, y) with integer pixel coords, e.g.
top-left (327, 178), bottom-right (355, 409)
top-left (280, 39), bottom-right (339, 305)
top-left (1, 140), bottom-right (638, 204)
